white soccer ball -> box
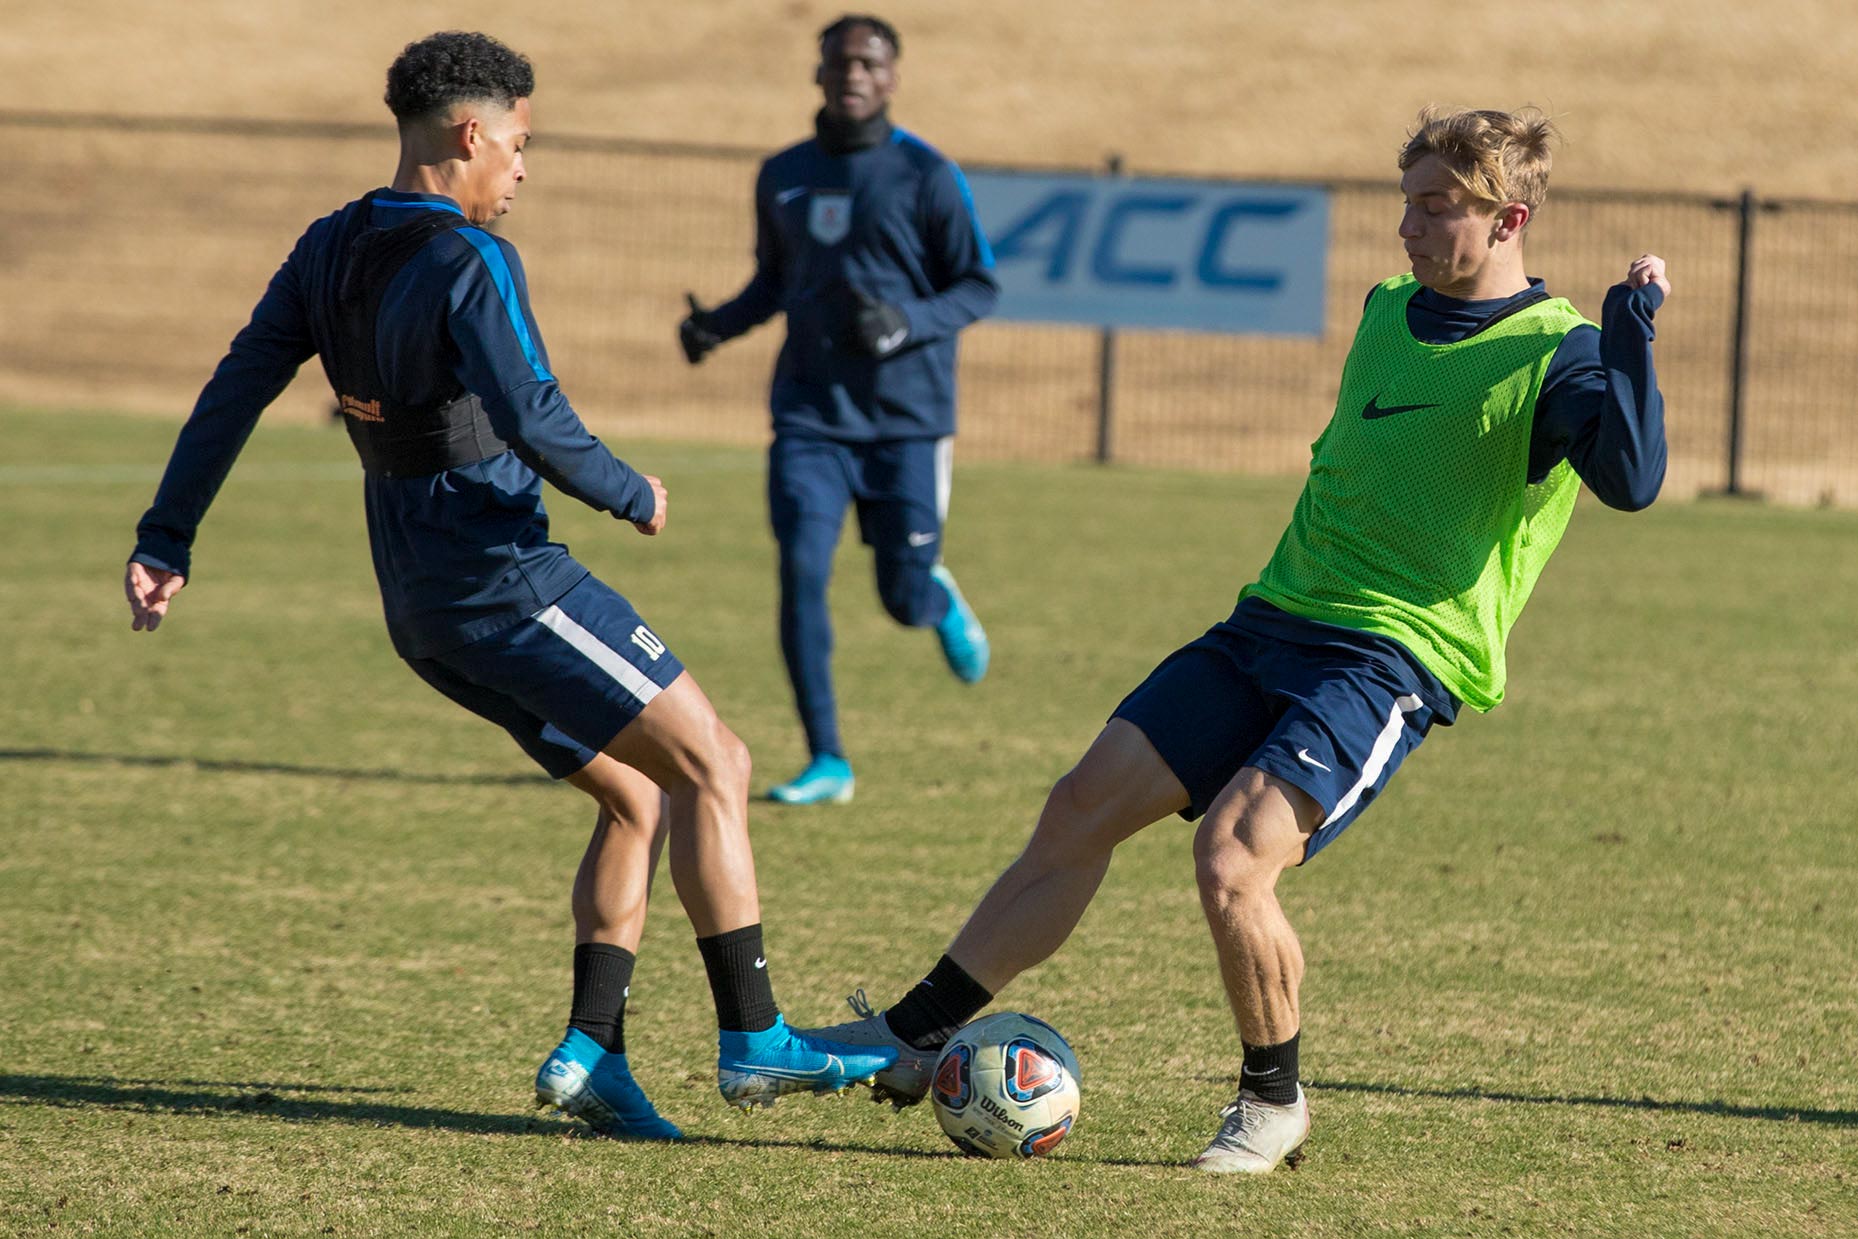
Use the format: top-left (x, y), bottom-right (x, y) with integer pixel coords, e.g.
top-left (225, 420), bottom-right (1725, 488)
top-left (930, 1012), bottom-right (1081, 1159)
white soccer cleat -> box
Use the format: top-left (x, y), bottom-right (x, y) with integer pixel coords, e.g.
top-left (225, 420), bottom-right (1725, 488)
top-left (1192, 1086), bottom-right (1310, 1174)
top-left (796, 990), bottom-right (939, 1108)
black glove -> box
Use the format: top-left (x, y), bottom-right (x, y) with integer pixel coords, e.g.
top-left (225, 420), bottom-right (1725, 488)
top-left (679, 292), bottom-right (722, 364)
top-left (851, 288), bottom-right (911, 359)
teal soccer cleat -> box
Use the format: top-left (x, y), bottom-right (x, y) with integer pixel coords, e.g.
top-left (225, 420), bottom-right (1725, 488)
top-left (795, 989), bottom-right (938, 1109)
top-left (766, 753), bottom-right (855, 805)
top-left (716, 1014), bottom-right (899, 1109)
top-left (535, 1028), bottom-right (682, 1141)
top-left (930, 564), bottom-right (989, 683)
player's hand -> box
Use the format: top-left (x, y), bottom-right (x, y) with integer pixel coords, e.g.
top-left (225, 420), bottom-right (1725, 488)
top-left (125, 560), bottom-right (185, 632)
top-left (678, 293), bottom-right (722, 365)
top-left (851, 288), bottom-right (910, 358)
top-left (1625, 253), bottom-right (1671, 299)
top-left (632, 475), bottom-right (668, 536)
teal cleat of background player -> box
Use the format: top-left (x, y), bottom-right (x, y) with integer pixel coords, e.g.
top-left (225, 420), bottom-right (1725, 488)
top-left (535, 1028), bottom-right (682, 1141)
top-left (931, 564), bottom-right (989, 683)
top-left (766, 753), bottom-right (855, 804)
top-left (716, 1014), bottom-right (899, 1109)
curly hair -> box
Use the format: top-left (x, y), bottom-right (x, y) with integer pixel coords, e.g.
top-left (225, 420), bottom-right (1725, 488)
top-left (819, 14), bottom-right (901, 57)
top-left (385, 31), bottom-right (534, 123)
top-left (1398, 107), bottom-right (1559, 213)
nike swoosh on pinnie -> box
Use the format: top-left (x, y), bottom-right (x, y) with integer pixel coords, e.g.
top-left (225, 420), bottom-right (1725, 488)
top-left (1296, 748), bottom-right (1332, 772)
top-left (1361, 394), bottom-right (1441, 420)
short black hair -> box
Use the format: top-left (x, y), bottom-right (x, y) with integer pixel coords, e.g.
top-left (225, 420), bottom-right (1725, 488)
top-left (819, 14), bottom-right (900, 57)
top-left (384, 31), bottom-right (534, 123)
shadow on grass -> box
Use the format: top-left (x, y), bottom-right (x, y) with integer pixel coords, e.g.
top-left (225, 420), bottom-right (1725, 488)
top-left (1, 1074), bottom-right (553, 1137)
top-left (1, 1074), bottom-right (1186, 1165)
top-left (0, 747), bottom-right (544, 787)
top-left (1295, 1078), bottom-right (1858, 1127)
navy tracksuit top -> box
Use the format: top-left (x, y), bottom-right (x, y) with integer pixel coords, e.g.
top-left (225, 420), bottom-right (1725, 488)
top-left (131, 190), bottom-right (657, 659)
top-left (706, 110), bottom-right (999, 441)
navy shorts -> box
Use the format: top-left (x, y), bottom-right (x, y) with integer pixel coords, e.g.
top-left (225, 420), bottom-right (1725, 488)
top-left (768, 433), bottom-right (953, 561)
top-left (403, 574), bottom-right (686, 779)
top-left (1112, 602), bottom-right (1453, 861)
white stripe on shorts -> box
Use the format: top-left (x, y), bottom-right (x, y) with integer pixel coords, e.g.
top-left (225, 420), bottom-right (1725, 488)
top-left (934, 435), bottom-right (954, 525)
top-left (534, 604), bottom-right (664, 708)
top-left (1321, 693), bottom-right (1423, 828)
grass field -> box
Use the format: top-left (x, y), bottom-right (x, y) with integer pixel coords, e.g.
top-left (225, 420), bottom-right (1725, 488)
top-left (4, 407), bottom-right (1857, 1237)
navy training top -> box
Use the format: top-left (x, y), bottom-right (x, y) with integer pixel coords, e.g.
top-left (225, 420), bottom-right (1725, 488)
top-left (705, 110), bottom-right (999, 442)
top-left (1236, 274), bottom-right (1671, 717)
top-left (131, 190), bottom-right (657, 659)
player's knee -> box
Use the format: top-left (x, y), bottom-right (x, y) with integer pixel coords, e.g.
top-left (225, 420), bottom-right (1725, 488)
top-left (1192, 812), bottom-right (1282, 900)
top-left (1025, 768), bottom-right (1117, 865)
top-left (875, 559), bottom-right (933, 626)
top-left (778, 536), bottom-right (835, 595)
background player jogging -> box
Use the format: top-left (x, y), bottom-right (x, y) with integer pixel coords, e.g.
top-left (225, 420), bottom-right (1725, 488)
top-left (678, 13), bottom-right (999, 805)
top-left (806, 106), bottom-right (1672, 1172)
top-left (123, 30), bottom-right (893, 1141)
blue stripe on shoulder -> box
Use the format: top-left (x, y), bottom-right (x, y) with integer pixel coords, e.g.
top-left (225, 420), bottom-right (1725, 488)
top-left (456, 228), bottom-right (553, 384)
top-left (945, 160), bottom-right (995, 269)
top-left (375, 197), bottom-right (465, 216)
top-left (890, 129), bottom-right (995, 269)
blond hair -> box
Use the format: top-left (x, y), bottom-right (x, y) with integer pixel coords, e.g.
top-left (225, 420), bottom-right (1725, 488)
top-left (1398, 107), bottom-right (1559, 213)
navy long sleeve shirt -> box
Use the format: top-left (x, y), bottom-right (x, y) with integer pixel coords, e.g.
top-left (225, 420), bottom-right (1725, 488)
top-left (707, 112), bottom-right (999, 441)
top-left (1405, 277), bottom-right (1668, 510)
top-left (132, 190), bottom-right (657, 658)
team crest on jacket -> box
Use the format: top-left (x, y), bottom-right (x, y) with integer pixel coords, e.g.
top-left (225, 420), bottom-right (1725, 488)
top-left (808, 192), bottom-right (852, 245)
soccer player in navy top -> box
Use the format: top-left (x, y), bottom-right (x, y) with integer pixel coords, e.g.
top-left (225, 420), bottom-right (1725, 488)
top-left (124, 31), bottom-right (892, 1139)
top-left (806, 108), bottom-right (1671, 1172)
top-left (679, 14), bottom-right (1000, 805)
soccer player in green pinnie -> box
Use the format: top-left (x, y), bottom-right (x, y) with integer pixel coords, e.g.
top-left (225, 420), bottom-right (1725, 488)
top-left (806, 106), bottom-right (1672, 1171)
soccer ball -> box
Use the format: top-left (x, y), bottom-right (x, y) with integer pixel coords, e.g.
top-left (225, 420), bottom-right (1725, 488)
top-left (929, 1012), bottom-right (1081, 1159)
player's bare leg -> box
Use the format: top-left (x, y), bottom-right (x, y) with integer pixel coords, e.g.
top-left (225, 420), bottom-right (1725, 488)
top-left (802, 719), bottom-right (1187, 1104)
top-left (536, 756), bottom-right (680, 1139)
top-left (1189, 767), bottom-right (1320, 1173)
top-left (948, 720), bottom-right (1189, 991)
top-left (602, 670), bottom-right (897, 1108)
top-left (567, 758), bottom-right (670, 950)
top-left (598, 671), bottom-right (758, 937)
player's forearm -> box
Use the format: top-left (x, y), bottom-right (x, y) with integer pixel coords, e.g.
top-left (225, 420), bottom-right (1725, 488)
top-left (130, 342), bottom-right (304, 576)
top-left (485, 382), bottom-right (657, 523)
top-left (706, 270), bottom-right (783, 340)
top-left (898, 269), bottom-right (999, 346)
top-left (1576, 282), bottom-right (1668, 511)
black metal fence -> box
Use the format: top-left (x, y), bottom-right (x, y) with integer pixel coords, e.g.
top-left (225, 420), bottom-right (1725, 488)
top-left (10, 112), bottom-right (1856, 506)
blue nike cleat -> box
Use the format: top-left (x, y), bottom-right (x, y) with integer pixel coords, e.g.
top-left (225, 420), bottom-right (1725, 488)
top-left (535, 1026), bottom-right (606, 1112)
top-left (535, 1028), bottom-right (682, 1141)
top-left (931, 564), bottom-right (989, 683)
top-left (579, 1051), bottom-right (684, 1141)
top-left (716, 1014), bottom-right (899, 1109)
top-left (766, 753), bottom-right (855, 805)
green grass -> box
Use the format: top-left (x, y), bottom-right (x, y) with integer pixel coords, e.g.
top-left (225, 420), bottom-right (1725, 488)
top-left (3, 407), bottom-right (1856, 1237)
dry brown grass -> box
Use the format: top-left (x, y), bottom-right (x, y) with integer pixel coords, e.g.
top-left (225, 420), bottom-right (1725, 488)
top-left (6, 1), bottom-right (1858, 502)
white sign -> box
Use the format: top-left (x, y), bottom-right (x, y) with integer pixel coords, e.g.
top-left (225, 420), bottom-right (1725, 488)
top-left (966, 171), bottom-right (1329, 335)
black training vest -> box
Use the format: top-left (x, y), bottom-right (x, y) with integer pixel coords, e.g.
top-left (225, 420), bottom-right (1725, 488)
top-left (319, 194), bottom-right (511, 477)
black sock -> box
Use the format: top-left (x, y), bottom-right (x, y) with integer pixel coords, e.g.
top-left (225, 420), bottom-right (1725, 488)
top-left (1240, 1031), bottom-right (1300, 1105)
top-left (882, 955), bottom-right (993, 1051)
top-left (696, 924), bottom-right (778, 1033)
top-left (568, 943), bottom-right (635, 1054)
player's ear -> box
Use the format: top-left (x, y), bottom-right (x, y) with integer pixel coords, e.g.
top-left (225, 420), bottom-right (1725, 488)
top-left (1493, 201), bottom-right (1529, 241)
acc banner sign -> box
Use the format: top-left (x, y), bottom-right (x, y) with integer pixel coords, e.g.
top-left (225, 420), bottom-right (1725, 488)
top-left (966, 171), bottom-right (1328, 336)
